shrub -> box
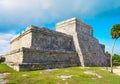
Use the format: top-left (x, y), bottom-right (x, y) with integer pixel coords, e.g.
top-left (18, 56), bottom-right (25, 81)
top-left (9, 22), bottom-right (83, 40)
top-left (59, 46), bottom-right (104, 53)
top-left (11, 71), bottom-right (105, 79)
top-left (112, 54), bottom-right (120, 66)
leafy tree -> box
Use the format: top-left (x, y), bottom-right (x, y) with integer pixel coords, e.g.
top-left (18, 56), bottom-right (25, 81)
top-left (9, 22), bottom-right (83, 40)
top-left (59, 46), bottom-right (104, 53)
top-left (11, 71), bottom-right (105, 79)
top-left (110, 24), bottom-right (120, 73)
top-left (105, 51), bottom-right (111, 57)
top-left (112, 54), bottom-right (120, 66)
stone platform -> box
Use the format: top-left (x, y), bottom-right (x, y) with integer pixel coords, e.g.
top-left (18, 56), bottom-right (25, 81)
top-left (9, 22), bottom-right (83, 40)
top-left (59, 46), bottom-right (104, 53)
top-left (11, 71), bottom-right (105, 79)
top-left (5, 47), bottom-right (80, 71)
top-left (7, 62), bottom-right (80, 71)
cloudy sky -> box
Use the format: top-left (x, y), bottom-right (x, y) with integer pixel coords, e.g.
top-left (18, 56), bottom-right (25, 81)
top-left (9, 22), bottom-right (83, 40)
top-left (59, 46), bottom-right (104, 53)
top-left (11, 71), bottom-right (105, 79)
top-left (0, 0), bottom-right (120, 55)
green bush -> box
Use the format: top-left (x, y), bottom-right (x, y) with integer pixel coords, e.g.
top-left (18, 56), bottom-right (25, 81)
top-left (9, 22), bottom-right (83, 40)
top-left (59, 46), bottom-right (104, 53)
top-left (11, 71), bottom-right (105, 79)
top-left (105, 51), bottom-right (111, 57)
top-left (112, 54), bottom-right (120, 66)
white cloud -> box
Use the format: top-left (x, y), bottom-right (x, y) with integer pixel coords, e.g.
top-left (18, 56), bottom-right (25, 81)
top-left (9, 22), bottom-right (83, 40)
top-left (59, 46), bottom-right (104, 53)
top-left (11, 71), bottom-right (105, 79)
top-left (0, 0), bottom-right (120, 25)
top-left (0, 33), bottom-right (15, 54)
top-left (0, 0), bottom-right (17, 10)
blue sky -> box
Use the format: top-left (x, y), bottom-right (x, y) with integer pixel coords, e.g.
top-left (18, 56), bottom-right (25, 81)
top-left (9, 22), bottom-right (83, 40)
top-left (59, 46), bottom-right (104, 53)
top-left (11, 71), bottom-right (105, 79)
top-left (0, 0), bottom-right (120, 55)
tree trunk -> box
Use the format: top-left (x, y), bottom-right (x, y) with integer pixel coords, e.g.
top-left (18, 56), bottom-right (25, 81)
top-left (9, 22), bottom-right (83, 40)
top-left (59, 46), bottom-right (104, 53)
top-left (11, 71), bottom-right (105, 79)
top-left (110, 38), bottom-right (117, 73)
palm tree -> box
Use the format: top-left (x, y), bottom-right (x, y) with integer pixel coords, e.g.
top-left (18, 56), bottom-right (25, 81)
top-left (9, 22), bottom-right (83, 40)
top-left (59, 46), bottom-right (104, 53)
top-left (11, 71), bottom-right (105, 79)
top-left (110, 24), bottom-right (120, 73)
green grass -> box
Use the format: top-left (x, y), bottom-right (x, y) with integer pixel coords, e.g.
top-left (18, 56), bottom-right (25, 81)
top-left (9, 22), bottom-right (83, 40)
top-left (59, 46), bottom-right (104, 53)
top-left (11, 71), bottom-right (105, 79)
top-left (0, 63), bottom-right (120, 84)
top-left (0, 63), bottom-right (16, 73)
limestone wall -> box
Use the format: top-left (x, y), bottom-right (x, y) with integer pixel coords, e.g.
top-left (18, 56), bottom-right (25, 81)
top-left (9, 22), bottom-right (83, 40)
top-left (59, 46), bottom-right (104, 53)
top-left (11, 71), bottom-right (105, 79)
top-left (31, 27), bottom-right (75, 52)
top-left (10, 30), bottom-right (32, 51)
top-left (56, 18), bottom-right (76, 35)
top-left (77, 33), bottom-right (107, 66)
top-left (56, 17), bottom-right (108, 66)
top-left (5, 48), bottom-right (23, 63)
top-left (76, 22), bottom-right (93, 36)
top-left (10, 26), bottom-right (75, 52)
top-left (22, 48), bottom-right (80, 64)
top-left (6, 47), bottom-right (80, 71)
top-left (6, 47), bottom-right (80, 64)
top-left (56, 18), bottom-right (93, 36)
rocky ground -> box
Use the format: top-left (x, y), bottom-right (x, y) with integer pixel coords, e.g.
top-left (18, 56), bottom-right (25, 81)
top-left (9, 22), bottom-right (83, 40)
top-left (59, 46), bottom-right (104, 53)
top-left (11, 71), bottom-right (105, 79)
top-left (0, 73), bottom-right (9, 84)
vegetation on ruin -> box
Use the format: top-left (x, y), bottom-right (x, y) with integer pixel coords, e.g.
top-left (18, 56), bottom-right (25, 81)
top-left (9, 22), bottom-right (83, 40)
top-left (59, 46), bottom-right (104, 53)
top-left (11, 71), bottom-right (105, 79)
top-left (0, 63), bottom-right (120, 84)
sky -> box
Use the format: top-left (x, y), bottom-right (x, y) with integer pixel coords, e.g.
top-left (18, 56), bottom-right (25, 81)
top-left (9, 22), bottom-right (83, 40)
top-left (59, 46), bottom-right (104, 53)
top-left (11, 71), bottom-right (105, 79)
top-left (0, 0), bottom-right (120, 55)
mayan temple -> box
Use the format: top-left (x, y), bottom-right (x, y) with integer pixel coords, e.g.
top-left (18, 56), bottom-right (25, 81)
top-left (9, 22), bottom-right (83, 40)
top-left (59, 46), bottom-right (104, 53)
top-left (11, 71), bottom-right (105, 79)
top-left (5, 18), bottom-right (108, 71)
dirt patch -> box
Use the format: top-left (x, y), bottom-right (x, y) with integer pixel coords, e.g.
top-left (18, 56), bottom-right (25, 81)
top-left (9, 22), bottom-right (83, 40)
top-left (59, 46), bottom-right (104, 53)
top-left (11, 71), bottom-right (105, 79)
top-left (21, 74), bottom-right (29, 77)
top-left (0, 73), bottom-right (10, 84)
top-left (113, 66), bottom-right (120, 76)
top-left (84, 70), bottom-right (102, 78)
top-left (42, 69), bottom-right (58, 74)
top-left (57, 75), bottom-right (72, 80)
top-left (107, 66), bottom-right (120, 76)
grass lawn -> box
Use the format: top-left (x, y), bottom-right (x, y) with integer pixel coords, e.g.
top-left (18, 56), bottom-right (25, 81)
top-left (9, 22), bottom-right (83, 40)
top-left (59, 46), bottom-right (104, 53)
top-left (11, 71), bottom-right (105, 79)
top-left (0, 63), bottom-right (120, 84)
top-left (0, 63), bottom-right (16, 73)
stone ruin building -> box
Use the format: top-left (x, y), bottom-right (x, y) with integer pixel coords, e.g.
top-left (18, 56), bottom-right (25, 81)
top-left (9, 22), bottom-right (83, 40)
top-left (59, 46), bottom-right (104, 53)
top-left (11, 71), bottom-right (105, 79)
top-left (5, 18), bottom-right (108, 71)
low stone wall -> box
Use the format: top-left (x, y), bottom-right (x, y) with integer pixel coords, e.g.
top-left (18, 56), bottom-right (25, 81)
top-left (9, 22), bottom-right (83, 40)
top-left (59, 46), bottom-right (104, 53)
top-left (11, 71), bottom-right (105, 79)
top-left (7, 62), bottom-right (80, 71)
top-left (5, 47), bottom-right (80, 71)
top-left (22, 47), bottom-right (79, 64)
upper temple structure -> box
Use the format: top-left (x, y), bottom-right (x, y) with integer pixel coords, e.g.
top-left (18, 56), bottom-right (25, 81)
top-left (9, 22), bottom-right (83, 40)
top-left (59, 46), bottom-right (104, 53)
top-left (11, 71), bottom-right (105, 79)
top-left (5, 18), bottom-right (108, 71)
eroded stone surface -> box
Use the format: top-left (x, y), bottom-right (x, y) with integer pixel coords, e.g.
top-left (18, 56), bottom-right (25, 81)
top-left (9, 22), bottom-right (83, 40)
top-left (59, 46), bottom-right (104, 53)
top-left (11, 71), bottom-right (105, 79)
top-left (5, 18), bottom-right (109, 71)
top-left (56, 18), bottom-right (108, 66)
